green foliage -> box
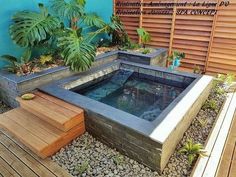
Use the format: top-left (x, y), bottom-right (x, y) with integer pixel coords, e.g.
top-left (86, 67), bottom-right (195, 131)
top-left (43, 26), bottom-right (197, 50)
top-left (216, 73), bottom-right (235, 85)
top-left (168, 50), bottom-right (185, 62)
top-left (50, 0), bottom-right (84, 21)
top-left (0, 48), bottom-right (34, 74)
top-left (39, 55), bottom-right (53, 65)
top-left (112, 155), bottom-right (124, 165)
top-left (179, 139), bottom-right (207, 165)
top-left (142, 48), bottom-right (151, 54)
top-left (75, 161), bottom-right (89, 174)
top-left (193, 65), bottom-right (202, 74)
top-left (137, 28), bottom-right (151, 48)
top-left (81, 13), bottom-right (106, 28)
top-left (214, 87), bottom-right (226, 96)
top-left (203, 99), bottom-right (218, 111)
top-left (57, 30), bottom-right (96, 71)
top-left (120, 41), bottom-right (140, 51)
top-left (197, 118), bottom-right (208, 127)
top-left (10, 4), bottom-right (60, 47)
top-left (108, 15), bottom-right (129, 46)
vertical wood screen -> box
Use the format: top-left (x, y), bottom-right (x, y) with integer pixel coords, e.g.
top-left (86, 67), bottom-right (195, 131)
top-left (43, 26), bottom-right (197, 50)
top-left (114, 0), bottom-right (236, 75)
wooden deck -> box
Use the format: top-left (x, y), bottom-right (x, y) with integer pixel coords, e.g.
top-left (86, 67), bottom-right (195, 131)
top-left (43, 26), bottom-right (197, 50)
top-left (0, 91), bottom-right (85, 159)
top-left (192, 89), bottom-right (236, 177)
top-left (216, 113), bottom-right (236, 177)
top-left (0, 129), bottom-right (72, 177)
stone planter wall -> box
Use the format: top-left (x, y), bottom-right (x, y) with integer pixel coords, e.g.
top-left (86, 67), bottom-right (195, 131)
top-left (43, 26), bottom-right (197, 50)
top-left (0, 48), bottom-right (167, 107)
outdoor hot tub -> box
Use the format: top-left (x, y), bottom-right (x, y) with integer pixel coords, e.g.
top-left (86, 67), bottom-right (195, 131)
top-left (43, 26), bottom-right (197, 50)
top-left (39, 60), bottom-right (213, 172)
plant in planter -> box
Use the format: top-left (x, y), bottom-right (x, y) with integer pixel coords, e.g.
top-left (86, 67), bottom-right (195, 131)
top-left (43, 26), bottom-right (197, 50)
top-left (137, 28), bottom-right (151, 49)
top-left (179, 139), bottom-right (207, 165)
top-left (0, 48), bottom-right (35, 75)
top-left (137, 28), bottom-right (152, 54)
top-left (168, 51), bottom-right (185, 70)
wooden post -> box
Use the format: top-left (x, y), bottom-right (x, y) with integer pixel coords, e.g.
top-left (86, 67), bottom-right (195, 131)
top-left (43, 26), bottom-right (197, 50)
top-left (138, 0), bottom-right (144, 44)
top-left (168, 0), bottom-right (178, 66)
top-left (204, 0), bottom-right (220, 73)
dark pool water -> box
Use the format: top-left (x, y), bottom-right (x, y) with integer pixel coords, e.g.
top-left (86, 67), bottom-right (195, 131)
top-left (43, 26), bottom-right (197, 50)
top-left (76, 70), bottom-right (185, 121)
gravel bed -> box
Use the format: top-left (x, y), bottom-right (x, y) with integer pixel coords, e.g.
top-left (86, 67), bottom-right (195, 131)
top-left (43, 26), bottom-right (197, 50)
top-left (52, 84), bottom-right (226, 177)
top-left (0, 101), bottom-right (11, 114)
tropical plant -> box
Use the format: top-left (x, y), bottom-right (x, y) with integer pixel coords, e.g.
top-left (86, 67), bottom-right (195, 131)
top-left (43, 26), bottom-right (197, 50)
top-left (107, 15), bottom-right (129, 46)
top-left (50, 0), bottom-right (109, 71)
top-left (10, 3), bottom-right (60, 48)
top-left (57, 30), bottom-right (96, 71)
top-left (179, 139), bottom-right (207, 165)
top-left (0, 48), bottom-right (34, 75)
top-left (137, 28), bottom-right (151, 48)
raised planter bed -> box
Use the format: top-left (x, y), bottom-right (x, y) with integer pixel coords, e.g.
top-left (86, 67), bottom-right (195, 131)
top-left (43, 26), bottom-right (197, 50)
top-left (0, 48), bottom-right (167, 107)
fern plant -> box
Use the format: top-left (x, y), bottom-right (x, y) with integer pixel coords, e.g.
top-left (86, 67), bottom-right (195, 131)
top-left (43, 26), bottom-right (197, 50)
top-left (10, 3), bottom-right (60, 47)
top-left (57, 30), bottom-right (96, 71)
top-left (179, 139), bottom-right (207, 165)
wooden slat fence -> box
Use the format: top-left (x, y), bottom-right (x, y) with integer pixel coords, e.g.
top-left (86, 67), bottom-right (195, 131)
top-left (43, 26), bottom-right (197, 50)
top-left (114, 0), bottom-right (236, 75)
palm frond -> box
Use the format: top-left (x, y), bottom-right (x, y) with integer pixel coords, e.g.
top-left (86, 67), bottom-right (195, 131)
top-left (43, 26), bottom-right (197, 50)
top-left (10, 4), bottom-right (60, 47)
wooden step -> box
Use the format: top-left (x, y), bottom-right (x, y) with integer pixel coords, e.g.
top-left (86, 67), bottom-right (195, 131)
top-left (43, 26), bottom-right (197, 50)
top-left (16, 92), bottom-right (84, 132)
top-left (0, 108), bottom-right (85, 159)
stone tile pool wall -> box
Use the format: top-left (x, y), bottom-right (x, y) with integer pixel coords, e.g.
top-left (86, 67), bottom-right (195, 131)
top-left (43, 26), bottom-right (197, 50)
top-left (39, 60), bottom-right (213, 172)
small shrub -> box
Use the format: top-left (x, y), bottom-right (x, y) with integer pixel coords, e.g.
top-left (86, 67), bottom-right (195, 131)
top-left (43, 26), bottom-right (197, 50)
top-left (197, 118), bottom-right (208, 127)
top-left (202, 99), bottom-right (218, 111)
top-left (137, 28), bottom-right (151, 48)
top-left (179, 139), bottom-right (207, 165)
top-left (112, 155), bottom-right (124, 165)
top-left (214, 87), bottom-right (226, 96)
top-left (142, 48), bottom-right (151, 54)
top-left (193, 65), bottom-right (202, 74)
top-left (75, 161), bottom-right (89, 174)
top-left (39, 55), bottom-right (53, 65)
top-left (215, 73), bottom-right (235, 86)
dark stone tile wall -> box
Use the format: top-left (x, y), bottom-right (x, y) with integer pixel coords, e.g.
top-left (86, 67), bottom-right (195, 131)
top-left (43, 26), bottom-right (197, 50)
top-left (85, 111), bottom-right (163, 171)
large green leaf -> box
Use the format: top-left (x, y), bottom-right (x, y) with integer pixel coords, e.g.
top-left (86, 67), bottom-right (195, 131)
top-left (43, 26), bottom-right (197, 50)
top-left (50, 0), bottom-right (84, 20)
top-left (10, 4), bottom-right (60, 47)
top-left (81, 13), bottom-right (106, 28)
top-left (57, 31), bottom-right (96, 71)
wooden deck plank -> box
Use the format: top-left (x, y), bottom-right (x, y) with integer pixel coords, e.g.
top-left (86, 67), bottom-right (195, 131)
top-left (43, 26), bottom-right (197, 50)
top-left (17, 93), bottom-right (84, 132)
top-left (0, 143), bottom-right (38, 177)
top-left (216, 113), bottom-right (236, 177)
top-left (0, 157), bottom-right (20, 177)
top-left (34, 91), bottom-right (84, 114)
top-left (229, 143), bottom-right (236, 177)
top-left (31, 96), bottom-right (78, 118)
top-left (191, 93), bottom-right (234, 177)
top-left (0, 114), bottom-right (47, 152)
top-left (0, 132), bottom-right (56, 177)
top-left (17, 97), bottom-right (69, 124)
top-left (0, 130), bottom-right (72, 177)
top-left (0, 108), bottom-right (85, 159)
top-left (5, 109), bottom-right (60, 143)
top-left (202, 93), bottom-right (236, 177)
